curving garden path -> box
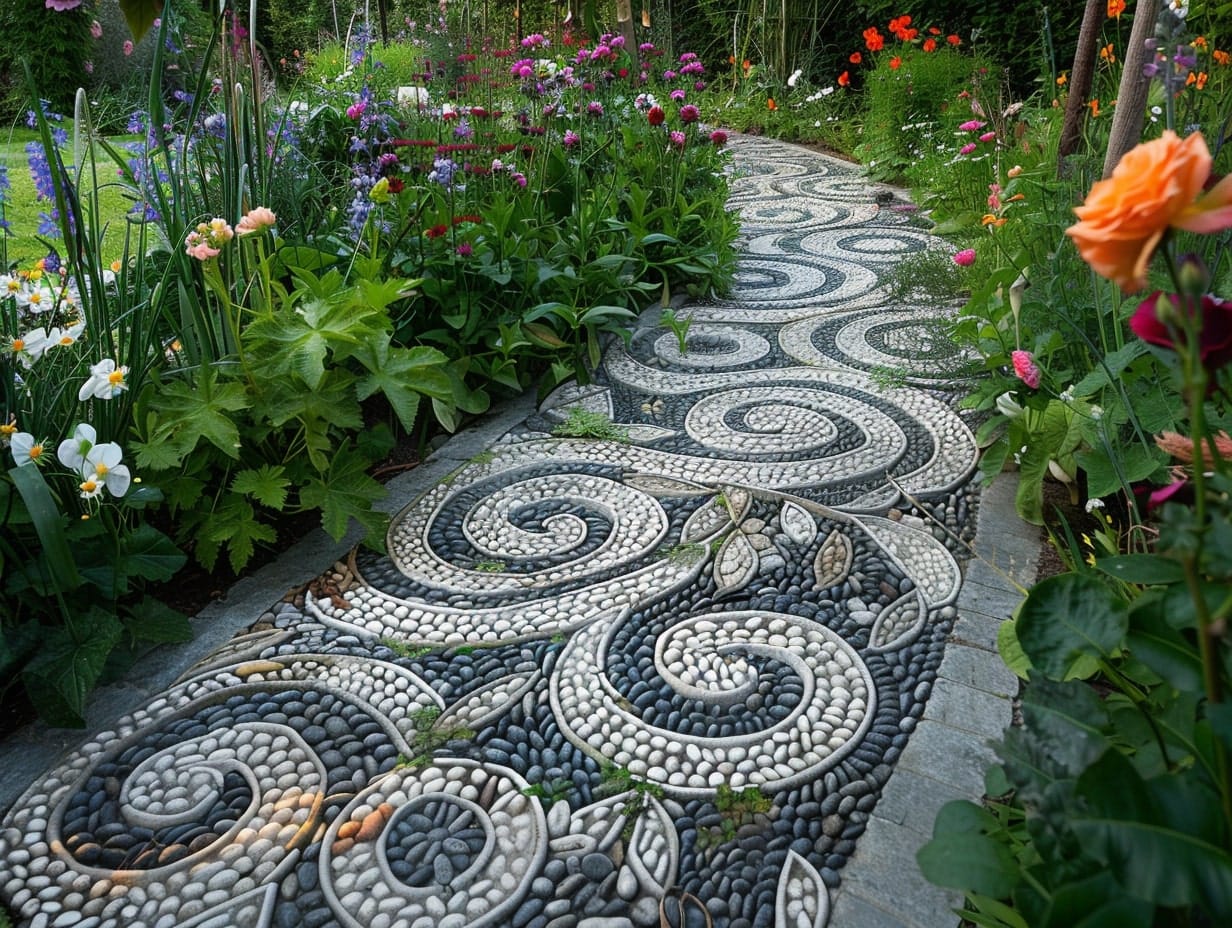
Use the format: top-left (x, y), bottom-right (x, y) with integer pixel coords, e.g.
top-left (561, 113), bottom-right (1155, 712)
top-left (0, 137), bottom-right (1034, 928)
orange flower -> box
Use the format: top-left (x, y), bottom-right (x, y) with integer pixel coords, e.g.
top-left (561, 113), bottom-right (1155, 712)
top-left (1056, 72), bottom-right (1068, 86)
top-left (1193, 36), bottom-right (1208, 49)
top-left (1100, 43), bottom-right (1116, 63)
top-left (1107, 0), bottom-right (1125, 17)
top-left (929, 26), bottom-right (941, 35)
top-left (923, 38), bottom-right (937, 52)
top-left (1156, 430), bottom-right (1232, 467)
top-left (981, 214), bottom-right (1007, 228)
top-left (1088, 98), bottom-right (1101, 117)
top-left (1067, 131), bottom-right (1232, 293)
top-left (850, 51), bottom-right (863, 64)
top-left (767, 97), bottom-right (777, 111)
top-left (1215, 49), bottom-right (1231, 66)
top-left (729, 54), bottom-right (736, 64)
top-left (838, 70), bottom-right (850, 87)
top-left (1187, 71), bottom-right (1208, 89)
top-left (743, 59), bottom-right (752, 72)
top-left (947, 34), bottom-right (961, 46)
top-left (889, 56), bottom-right (902, 70)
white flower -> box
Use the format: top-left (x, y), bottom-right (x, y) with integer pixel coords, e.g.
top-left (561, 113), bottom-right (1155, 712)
top-left (81, 442), bottom-right (131, 498)
top-left (1059, 387), bottom-right (1074, 403)
top-left (396, 85), bottom-right (430, 106)
top-left (48, 321), bottom-right (85, 350)
top-left (1169, 0), bottom-right (1189, 19)
top-left (58, 422), bottom-right (97, 472)
top-left (1085, 498), bottom-right (1106, 513)
top-left (787, 68), bottom-right (803, 88)
top-left (995, 392), bottom-right (1024, 419)
top-left (1090, 405), bottom-right (1104, 421)
top-left (10, 432), bottom-right (46, 467)
top-left (78, 358), bottom-right (129, 401)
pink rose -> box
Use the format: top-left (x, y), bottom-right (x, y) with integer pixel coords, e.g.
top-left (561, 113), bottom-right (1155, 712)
top-left (1011, 349), bottom-right (1041, 389)
top-left (952, 249), bottom-right (976, 267)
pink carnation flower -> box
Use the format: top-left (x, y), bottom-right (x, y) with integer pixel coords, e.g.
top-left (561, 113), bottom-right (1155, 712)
top-left (123, 40), bottom-right (134, 56)
top-left (979, 131), bottom-right (996, 142)
top-left (959, 143), bottom-right (977, 155)
top-left (952, 249), bottom-right (976, 267)
top-left (1011, 349), bottom-right (1041, 389)
top-left (958, 119), bottom-right (986, 131)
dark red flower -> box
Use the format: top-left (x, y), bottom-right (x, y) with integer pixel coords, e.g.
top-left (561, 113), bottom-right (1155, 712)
top-left (1130, 290), bottom-right (1232, 371)
top-left (387, 177), bottom-right (405, 194)
top-left (648, 105), bottom-right (665, 126)
top-left (425, 224), bottom-right (448, 238)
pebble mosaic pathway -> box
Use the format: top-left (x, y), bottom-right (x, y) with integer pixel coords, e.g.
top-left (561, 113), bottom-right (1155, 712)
top-left (0, 137), bottom-right (1021, 928)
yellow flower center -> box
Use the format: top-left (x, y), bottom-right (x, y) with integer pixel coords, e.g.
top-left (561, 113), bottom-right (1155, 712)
top-left (108, 370), bottom-right (125, 385)
top-left (29, 444), bottom-right (43, 460)
top-left (94, 462), bottom-right (109, 477)
top-left (12, 338), bottom-right (24, 351)
top-left (58, 335), bottom-right (74, 346)
top-left (110, 260), bottom-right (122, 273)
top-left (29, 292), bottom-right (42, 304)
top-left (80, 479), bottom-right (98, 493)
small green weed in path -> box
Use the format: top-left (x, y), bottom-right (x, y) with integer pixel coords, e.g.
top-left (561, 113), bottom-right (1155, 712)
top-left (550, 408), bottom-right (629, 442)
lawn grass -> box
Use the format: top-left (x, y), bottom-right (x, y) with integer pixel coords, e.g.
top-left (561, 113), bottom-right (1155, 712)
top-left (1, 124), bottom-right (142, 270)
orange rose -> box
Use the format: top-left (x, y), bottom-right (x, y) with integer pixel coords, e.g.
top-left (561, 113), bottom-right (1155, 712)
top-left (1067, 131), bottom-right (1232, 293)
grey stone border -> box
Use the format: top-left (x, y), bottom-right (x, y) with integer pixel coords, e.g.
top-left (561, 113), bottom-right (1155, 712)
top-left (0, 391), bottom-right (538, 815)
top-left (829, 473), bottom-right (1034, 927)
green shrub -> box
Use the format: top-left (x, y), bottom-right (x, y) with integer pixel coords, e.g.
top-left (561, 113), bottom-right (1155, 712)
top-left (0, 0), bottom-right (91, 123)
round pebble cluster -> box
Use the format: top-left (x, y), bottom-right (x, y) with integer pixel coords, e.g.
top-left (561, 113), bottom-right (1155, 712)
top-left (1, 135), bottom-right (985, 928)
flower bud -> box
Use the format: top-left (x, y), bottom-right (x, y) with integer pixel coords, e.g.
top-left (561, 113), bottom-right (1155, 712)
top-left (1177, 253), bottom-right (1210, 298)
top-left (995, 392), bottom-right (1024, 418)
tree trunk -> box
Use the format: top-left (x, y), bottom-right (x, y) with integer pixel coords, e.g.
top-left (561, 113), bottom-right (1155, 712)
top-left (616, 0), bottom-right (636, 59)
top-left (1058, 0), bottom-right (1107, 161)
top-left (1103, 0), bottom-right (1160, 177)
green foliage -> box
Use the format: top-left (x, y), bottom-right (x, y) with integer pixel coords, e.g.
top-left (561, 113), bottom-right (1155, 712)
top-left (0, 0), bottom-right (91, 120)
top-left (551, 408), bottom-right (630, 442)
top-left (697, 784), bottom-right (774, 850)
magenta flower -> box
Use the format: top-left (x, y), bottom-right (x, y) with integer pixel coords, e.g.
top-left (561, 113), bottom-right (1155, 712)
top-left (710, 129), bottom-right (728, 146)
top-left (952, 249), bottom-right (976, 267)
top-left (45, 0), bottom-right (83, 10)
top-left (587, 101), bottom-right (604, 117)
top-left (670, 130), bottom-right (686, 148)
top-left (456, 243), bottom-right (473, 257)
top-left (959, 142), bottom-right (977, 155)
top-left (670, 89), bottom-right (686, 102)
top-left (1011, 350), bottom-right (1041, 389)
top-left (563, 130), bottom-right (580, 148)
top-left (979, 131), bottom-right (996, 142)
top-left (90, 19), bottom-right (102, 38)
top-left (680, 104), bottom-right (700, 123)
top-left (1130, 290), bottom-right (1232, 372)
top-left (123, 39), bottom-right (134, 56)
top-left (959, 119), bottom-right (986, 131)
top-left (346, 101), bottom-right (366, 120)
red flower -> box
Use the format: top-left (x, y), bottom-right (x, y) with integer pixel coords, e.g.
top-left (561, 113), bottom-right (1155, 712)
top-left (889, 56), bottom-right (902, 70)
top-left (923, 38), bottom-right (937, 52)
top-left (838, 71), bottom-right (850, 87)
top-left (767, 97), bottom-right (777, 110)
top-left (863, 27), bottom-right (885, 52)
top-left (947, 34), bottom-right (962, 46)
top-left (648, 105), bottom-right (665, 126)
top-left (425, 224), bottom-right (448, 239)
top-left (929, 26), bottom-right (942, 35)
top-left (850, 51), bottom-right (863, 64)
top-left (387, 177), bottom-right (405, 194)
top-left (1131, 291), bottom-right (1232, 372)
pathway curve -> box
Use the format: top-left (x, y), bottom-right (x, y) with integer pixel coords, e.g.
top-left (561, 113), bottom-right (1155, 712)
top-left (0, 138), bottom-right (1030, 928)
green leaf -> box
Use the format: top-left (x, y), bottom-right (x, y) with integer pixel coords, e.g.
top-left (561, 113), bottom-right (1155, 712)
top-left (1125, 597), bottom-right (1204, 692)
top-left (231, 465), bottom-right (291, 510)
top-left (1041, 873), bottom-right (1154, 928)
top-left (1075, 442), bottom-right (1165, 500)
top-left (22, 610), bottom-right (124, 727)
top-left (139, 368), bottom-right (250, 464)
top-left (204, 499), bottom-right (278, 574)
top-left (1016, 573), bottom-right (1127, 680)
top-left (1002, 680), bottom-right (1109, 795)
top-left (964, 894), bottom-right (1029, 928)
top-left (121, 523), bottom-right (186, 583)
top-left (1074, 751), bottom-right (1232, 917)
top-left (916, 800), bottom-right (1019, 897)
top-left (122, 596), bottom-right (192, 644)
top-left (118, 0), bottom-right (163, 45)
top-left (9, 464), bottom-right (81, 592)
top-left (996, 619), bottom-right (1033, 680)
top-left (0, 620), bottom-right (43, 678)
top-left (300, 445), bottom-right (388, 543)
top-left (354, 341), bottom-right (453, 432)
top-left (1094, 554), bottom-right (1184, 586)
